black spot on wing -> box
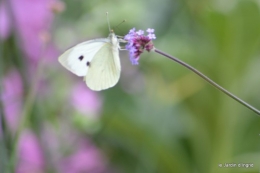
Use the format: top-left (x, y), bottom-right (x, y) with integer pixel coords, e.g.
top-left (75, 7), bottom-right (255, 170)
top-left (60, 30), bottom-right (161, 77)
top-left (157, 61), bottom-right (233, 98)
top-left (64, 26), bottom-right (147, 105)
top-left (79, 55), bottom-right (84, 61)
top-left (87, 61), bottom-right (91, 67)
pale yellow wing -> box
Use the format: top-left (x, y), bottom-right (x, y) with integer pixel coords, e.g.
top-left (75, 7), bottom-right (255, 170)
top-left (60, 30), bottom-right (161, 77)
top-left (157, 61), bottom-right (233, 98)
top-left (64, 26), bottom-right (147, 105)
top-left (84, 42), bottom-right (121, 91)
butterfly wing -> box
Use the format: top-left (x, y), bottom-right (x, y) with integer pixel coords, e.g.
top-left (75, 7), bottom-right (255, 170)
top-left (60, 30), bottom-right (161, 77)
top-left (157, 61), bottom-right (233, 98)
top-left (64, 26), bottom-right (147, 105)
top-left (58, 38), bottom-right (110, 76)
top-left (85, 42), bottom-right (121, 91)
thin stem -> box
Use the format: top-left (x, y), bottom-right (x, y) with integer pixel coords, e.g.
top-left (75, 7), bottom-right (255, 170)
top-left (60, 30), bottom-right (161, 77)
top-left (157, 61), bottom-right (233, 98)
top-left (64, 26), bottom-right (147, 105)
top-left (3, 0), bottom-right (48, 172)
top-left (0, 26), bottom-right (11, 173)
top-left (6, 51), bottom-right (46, 173)
top-left (154, 48), bottom-right (260, 116)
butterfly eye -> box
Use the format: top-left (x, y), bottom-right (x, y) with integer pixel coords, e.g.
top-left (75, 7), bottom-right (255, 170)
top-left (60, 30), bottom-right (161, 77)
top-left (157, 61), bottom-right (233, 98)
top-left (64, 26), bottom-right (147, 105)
top-left (79, 55), bottom-right (84, 61)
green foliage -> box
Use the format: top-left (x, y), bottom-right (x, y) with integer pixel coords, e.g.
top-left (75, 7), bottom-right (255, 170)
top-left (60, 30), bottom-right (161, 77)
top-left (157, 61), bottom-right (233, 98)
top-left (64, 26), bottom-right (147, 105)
top-left (1, 0), bottom-right (260, 172)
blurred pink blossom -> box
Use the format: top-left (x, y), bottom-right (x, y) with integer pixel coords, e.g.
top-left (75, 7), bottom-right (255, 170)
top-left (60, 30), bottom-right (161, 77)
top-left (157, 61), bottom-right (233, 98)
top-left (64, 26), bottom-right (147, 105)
top-left (0, 0), bottom-right (62, 63)
top-left (59, 141), bottom-right (107, 173)
top-left (17, 130), bottom-right (45, 173)
top-left (42, 124), bottom-right (109, 173)
top-left (0, 1), bottom-right (11, 39)
top-left (71, 82), bottom-right (102, 118)
top-left (10, 0), bottom-right (54, 61)
top-left (1, 70), bottom-right (23, 132)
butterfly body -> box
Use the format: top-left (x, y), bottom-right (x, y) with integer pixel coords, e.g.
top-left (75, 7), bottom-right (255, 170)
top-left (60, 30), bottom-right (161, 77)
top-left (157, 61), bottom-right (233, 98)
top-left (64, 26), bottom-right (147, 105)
top-left (58, 32), bottom-right (121, 91)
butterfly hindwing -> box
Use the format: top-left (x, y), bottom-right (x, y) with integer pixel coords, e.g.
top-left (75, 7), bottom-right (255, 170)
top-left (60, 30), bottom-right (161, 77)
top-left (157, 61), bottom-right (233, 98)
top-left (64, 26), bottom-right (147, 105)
top-left (85, 42), bottom-right (121, 91)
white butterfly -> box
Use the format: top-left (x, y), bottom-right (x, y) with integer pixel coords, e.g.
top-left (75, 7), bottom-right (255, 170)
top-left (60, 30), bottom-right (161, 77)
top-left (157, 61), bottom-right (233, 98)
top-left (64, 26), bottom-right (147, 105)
top-left (58, 30), bottom-right (123, 91)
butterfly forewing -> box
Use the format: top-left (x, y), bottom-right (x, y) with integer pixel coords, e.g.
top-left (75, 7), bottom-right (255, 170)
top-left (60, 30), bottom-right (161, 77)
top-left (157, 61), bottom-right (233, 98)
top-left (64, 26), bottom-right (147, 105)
top-left (58, 33), bottom-right (121, 91)
top-left (58, 39), bottom-right (109, 76)
top-left (85, 42), bottom-right (120, 91)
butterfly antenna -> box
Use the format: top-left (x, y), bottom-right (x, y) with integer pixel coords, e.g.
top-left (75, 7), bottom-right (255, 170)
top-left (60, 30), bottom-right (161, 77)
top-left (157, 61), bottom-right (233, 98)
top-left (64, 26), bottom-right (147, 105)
top-left (114, 20), bottom-right (126, 33)
top-left (106, 12), bottom-right (111, 32)
top-left (116, 20), bottom-right (126, 28)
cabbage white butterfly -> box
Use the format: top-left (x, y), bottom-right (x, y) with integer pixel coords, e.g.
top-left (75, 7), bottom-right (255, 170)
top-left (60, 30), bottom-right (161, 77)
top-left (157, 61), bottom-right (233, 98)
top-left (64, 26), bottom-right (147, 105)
top-left (58, 30), bottom-right (122, 91)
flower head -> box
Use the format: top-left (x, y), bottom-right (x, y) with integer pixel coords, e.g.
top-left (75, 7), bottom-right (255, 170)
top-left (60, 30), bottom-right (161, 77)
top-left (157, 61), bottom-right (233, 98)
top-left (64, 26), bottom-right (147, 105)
top-left (146, 28), bottom-right (154, 33)
top-left (71, 82), bottom-right (102, 118)
top-left (0, 1), bottom-right (11, 40)
top-left (1, 70), bottom-right (23, 132)
top-left (58, 141), bottom-right (107, 173)
top-left (124, 28), bottom-right (156, 65)
top-left (17, 130), bottom-right (44, 173)
top-left (9, 0), bottom-right (59, 62)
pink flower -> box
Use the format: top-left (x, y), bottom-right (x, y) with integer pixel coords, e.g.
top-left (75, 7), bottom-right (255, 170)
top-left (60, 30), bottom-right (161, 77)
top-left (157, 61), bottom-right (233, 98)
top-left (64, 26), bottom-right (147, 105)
top-left (9, 0), bottom-right (53, 60)
top-left (71, 82), bottom-right (102, 118)
top-left (1, 0), bottom-right (63, 63)
top-left (124, 28), bottom-right (156, 65)
top-left (16, 130), bottom-right (45, 173)
top-left (58, 141), bottom-right (107, 173)
top-left (1, 70), bottom-right (23, 132)
top-left (0, 1), bottom-right (11, 40)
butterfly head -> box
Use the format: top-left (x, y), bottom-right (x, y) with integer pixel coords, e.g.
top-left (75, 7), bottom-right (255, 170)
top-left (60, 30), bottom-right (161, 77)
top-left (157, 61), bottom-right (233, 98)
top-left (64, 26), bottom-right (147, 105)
top-left (109, 30), bottom-right (118, 44)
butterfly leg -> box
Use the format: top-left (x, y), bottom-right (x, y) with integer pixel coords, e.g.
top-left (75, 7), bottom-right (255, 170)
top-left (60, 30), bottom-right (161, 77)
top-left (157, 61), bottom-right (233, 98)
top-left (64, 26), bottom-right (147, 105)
top-left (118, 38), bottom-right (128, 43)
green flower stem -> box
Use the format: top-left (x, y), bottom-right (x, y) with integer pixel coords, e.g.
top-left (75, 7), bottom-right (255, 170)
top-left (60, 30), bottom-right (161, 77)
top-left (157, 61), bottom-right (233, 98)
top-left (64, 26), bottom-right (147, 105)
top-left (3, 1), bottom-right (48, 172)
top-left (0, 29), bottom-right (11, 172)
top-left (6, 46), bottom-right (46, 173)
top-left (154, 48), bottom-right (260, 116)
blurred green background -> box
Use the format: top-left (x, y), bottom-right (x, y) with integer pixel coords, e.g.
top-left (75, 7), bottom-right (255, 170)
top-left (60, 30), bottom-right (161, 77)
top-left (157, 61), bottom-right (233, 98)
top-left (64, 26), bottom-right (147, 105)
top-left (1, 0), bottom-right (260, 173)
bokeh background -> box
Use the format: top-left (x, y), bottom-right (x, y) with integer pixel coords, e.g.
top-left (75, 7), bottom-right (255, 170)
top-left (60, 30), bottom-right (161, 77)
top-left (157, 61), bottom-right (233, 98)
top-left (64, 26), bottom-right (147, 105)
top-left (1, 0), bottom-right (260, 173)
